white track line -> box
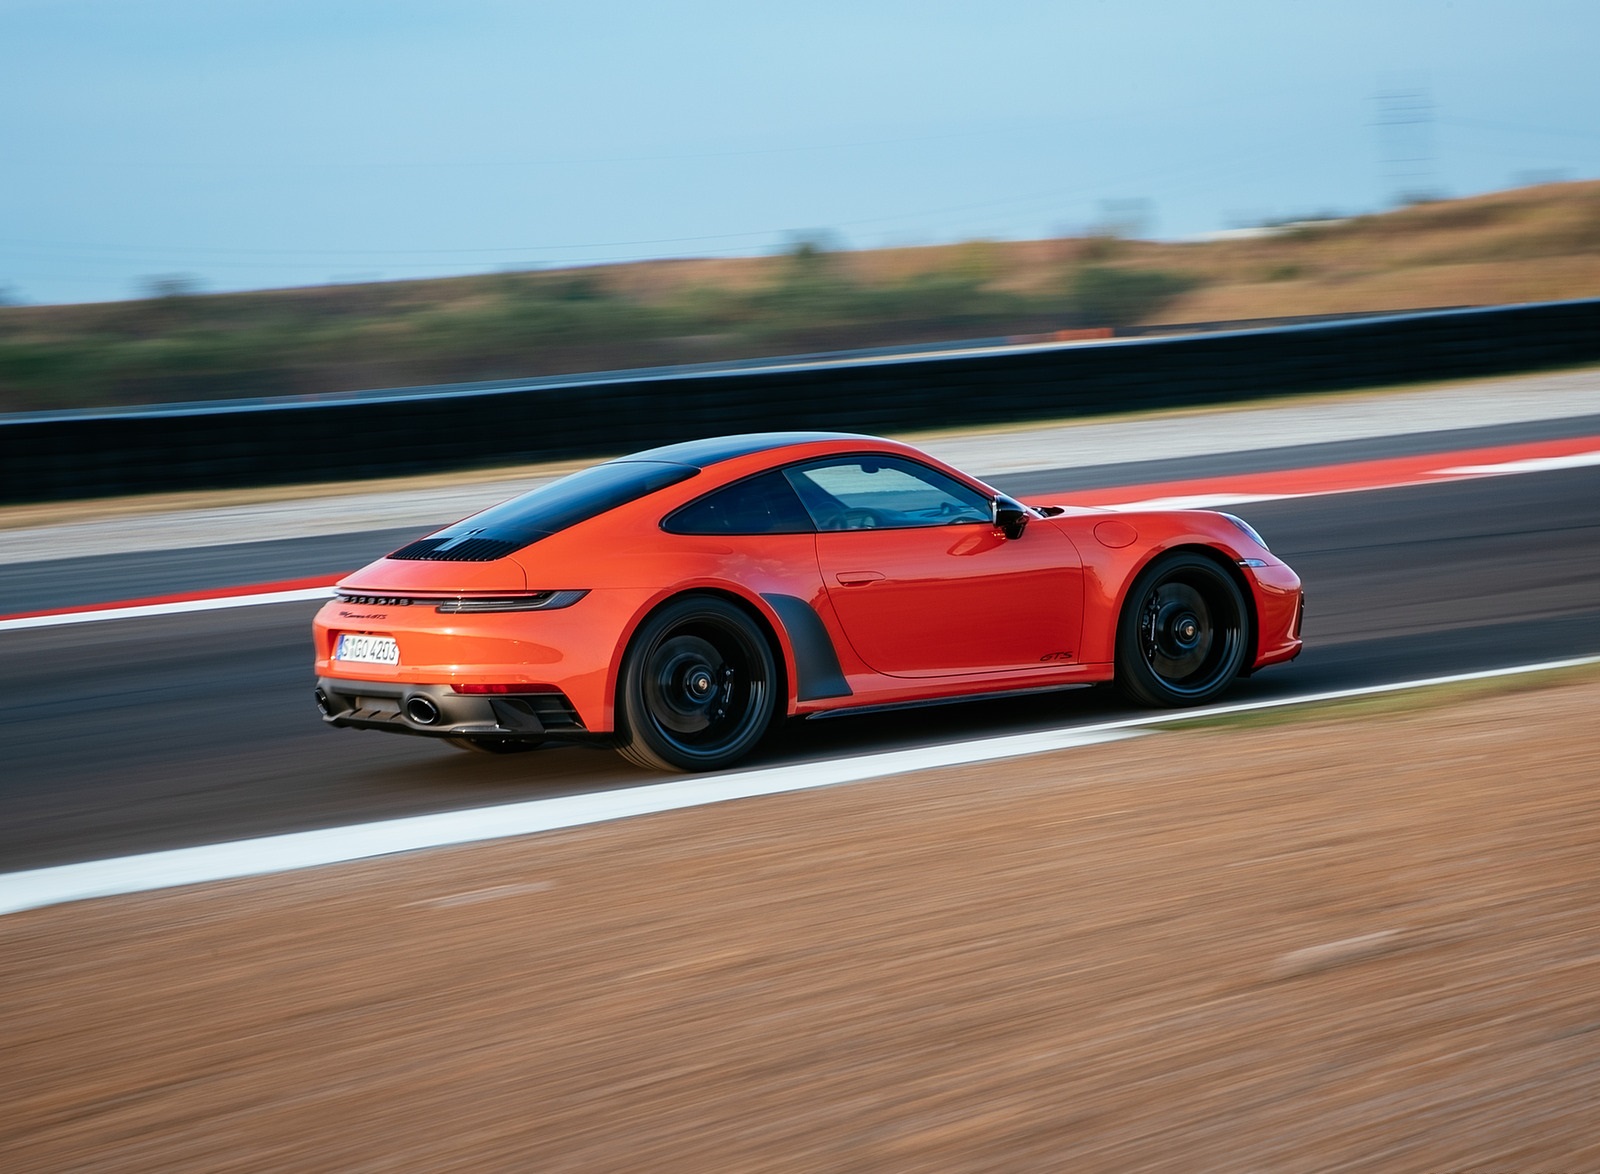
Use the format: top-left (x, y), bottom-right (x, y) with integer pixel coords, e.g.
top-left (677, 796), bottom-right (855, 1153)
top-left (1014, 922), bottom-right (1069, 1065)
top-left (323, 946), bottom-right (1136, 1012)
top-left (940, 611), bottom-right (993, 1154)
top-left (0, 586), bottom-right (335, 632)
top-left (0, 726), bottom-right (1142, 916)
top-left (3, 653), bottom-right (1597, 918)
top-left (1101, 491), bottom-right (1304, 510)
top-left (1109, 653), bottom-right (1600, 724)
top-left (1435, 450), bottom-right (1600, 476)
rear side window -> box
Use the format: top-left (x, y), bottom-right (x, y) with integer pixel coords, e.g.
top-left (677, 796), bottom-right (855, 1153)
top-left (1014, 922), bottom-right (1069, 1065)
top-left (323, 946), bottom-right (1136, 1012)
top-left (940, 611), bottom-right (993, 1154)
top-left (662, 470), bottom-right (815, 535)
top-left (392, 460), bottom-right (699, 560)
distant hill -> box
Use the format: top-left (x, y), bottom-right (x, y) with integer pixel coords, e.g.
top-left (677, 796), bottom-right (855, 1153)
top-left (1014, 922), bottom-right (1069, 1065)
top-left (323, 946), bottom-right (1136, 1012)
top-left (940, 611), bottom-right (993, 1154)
top-left (3, 180), bottom-right (1598, 414)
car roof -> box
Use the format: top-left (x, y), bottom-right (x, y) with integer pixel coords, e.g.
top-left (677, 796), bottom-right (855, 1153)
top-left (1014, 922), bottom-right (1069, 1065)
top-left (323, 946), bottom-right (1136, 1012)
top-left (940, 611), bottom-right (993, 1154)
top-left (618, 432), bottom-right (876, 469)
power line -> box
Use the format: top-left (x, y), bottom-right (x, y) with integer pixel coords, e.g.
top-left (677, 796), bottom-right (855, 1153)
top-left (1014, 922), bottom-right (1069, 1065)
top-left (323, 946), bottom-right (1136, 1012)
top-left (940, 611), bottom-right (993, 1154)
top-left (1374, 88), bottom-right (1437, 205)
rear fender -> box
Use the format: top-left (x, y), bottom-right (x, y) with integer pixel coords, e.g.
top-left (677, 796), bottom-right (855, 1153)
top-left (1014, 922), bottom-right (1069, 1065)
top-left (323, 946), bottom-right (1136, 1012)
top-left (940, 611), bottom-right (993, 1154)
top-left (605, 583), bottom-right (800, 732)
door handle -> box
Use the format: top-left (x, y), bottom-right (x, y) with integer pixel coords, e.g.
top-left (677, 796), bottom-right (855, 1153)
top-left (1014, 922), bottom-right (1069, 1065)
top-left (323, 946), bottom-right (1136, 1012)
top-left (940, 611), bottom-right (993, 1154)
top-left (835, 571), bottom-right (885, 587)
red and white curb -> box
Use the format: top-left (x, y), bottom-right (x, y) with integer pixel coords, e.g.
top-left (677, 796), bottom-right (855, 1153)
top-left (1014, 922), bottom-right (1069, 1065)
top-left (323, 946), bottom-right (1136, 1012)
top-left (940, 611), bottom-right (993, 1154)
top-left (1078, 435), bottom-right (1600, 510)
top-left (2, 654), bottom-right (1596, 917)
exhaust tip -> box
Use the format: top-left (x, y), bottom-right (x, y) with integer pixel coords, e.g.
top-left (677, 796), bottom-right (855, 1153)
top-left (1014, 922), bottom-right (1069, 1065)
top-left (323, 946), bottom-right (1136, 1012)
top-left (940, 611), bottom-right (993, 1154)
top-left (405, 695), bottom-right (442, 726)
top-left (313, 687), bottom-right (333, 718)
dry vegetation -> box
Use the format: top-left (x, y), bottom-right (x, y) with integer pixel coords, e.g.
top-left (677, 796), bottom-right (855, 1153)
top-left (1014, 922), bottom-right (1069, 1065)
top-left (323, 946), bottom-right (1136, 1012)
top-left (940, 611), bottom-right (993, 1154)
top-left (4, 180), bottom-right (1600, 413)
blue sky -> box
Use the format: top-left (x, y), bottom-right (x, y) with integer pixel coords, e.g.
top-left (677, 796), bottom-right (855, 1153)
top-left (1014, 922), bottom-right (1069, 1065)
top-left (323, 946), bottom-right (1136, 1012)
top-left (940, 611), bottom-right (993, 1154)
top-left (3, 0), bottom-right (1598, 305)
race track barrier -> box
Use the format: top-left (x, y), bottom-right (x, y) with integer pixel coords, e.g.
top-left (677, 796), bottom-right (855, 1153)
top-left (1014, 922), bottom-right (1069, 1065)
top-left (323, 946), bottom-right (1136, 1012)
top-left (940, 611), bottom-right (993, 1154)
top-left (3, 298), bottom-right (1598, 504)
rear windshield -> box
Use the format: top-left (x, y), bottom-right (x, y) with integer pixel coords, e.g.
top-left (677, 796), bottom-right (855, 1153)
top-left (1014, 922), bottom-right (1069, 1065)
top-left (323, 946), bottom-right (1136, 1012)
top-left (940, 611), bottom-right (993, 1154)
top-left (390, 460), bottom-right (698, 561)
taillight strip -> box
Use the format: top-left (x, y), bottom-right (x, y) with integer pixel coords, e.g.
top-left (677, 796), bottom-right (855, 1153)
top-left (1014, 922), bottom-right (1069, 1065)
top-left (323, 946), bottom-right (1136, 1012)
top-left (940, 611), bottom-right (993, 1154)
top-left (433, 590), bottom-right (589, 613)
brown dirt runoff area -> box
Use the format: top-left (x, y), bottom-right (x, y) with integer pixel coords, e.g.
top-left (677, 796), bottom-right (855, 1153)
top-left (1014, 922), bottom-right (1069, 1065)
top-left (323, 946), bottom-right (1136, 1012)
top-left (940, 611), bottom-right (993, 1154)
top-left (4, 677), bottom-right (1600, 1172)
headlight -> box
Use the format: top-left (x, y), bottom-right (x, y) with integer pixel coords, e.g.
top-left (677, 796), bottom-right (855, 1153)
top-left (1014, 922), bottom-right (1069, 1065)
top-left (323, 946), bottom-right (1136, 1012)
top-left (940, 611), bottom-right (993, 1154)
top-left (1218, 512), bottom-right (1270, 552)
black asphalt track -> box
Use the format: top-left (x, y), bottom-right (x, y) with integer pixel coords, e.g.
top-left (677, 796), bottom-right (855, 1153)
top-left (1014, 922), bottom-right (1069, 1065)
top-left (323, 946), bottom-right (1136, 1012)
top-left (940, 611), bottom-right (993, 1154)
top-left (1, 447), bottom-right (1596, 871)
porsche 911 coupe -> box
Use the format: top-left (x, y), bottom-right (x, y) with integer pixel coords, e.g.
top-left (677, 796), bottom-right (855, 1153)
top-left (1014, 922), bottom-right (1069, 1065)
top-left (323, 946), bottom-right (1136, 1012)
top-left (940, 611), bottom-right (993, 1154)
top-left (313, 432), bottom-right (1302, 770)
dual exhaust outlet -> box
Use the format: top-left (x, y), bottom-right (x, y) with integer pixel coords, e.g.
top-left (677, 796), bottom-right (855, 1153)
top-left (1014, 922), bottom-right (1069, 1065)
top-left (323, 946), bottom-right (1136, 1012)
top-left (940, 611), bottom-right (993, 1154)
top-left (404, 696), bottom-right (442, 725)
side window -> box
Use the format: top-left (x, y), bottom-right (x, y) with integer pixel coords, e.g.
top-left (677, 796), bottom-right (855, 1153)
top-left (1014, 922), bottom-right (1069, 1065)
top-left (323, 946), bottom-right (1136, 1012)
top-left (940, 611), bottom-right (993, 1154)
top-left (783, 457), bottom-right (992, 531)
top-left (662, 469), bottom-right (816, 535)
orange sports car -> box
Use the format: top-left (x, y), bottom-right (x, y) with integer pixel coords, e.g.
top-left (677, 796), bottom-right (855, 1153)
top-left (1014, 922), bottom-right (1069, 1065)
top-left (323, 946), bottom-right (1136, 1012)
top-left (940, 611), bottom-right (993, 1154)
top-left (313, 433), bottom-right (1302, 770)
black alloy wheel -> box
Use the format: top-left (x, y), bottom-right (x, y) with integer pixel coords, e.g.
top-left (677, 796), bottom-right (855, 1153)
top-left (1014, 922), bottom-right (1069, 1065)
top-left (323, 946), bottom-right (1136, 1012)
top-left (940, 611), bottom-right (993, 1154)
top-left (1116, 552), bottom-right (1250, 706)
top-left (617, 595), bottom-right (778, 771)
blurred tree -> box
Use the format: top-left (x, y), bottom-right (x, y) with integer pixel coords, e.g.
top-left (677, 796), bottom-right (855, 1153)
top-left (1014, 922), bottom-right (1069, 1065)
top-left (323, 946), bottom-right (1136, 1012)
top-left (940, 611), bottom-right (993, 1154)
top-left (784, 231), bottom-right (842, 275)
top-left (951, 239), bottom-right (1000, 283)
top-left (141, 274), bottom-right (202, 300)
top-left (1069, 265), bottom-right (1197, 327)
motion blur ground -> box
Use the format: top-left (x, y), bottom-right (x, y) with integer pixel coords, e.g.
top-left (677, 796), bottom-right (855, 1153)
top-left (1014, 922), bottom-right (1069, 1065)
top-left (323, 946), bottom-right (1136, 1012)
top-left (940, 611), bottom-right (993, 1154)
top-left (4, 672), bottom-right (1598, 1171)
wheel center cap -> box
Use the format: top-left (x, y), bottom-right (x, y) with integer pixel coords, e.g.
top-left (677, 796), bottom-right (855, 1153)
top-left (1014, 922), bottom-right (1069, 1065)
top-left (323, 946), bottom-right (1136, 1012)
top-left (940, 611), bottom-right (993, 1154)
top-left (1169, 612), bottom-right (1201, 650)
top-left (685, 670), bottom-right (714, 701)
top-left (1154, 603), bottom-right (1204, 655)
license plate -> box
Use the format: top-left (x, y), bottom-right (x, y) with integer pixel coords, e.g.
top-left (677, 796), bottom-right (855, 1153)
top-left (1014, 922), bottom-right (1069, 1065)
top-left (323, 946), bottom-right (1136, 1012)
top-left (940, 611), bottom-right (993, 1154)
top-left (335, 634), bottom-right (400, 665)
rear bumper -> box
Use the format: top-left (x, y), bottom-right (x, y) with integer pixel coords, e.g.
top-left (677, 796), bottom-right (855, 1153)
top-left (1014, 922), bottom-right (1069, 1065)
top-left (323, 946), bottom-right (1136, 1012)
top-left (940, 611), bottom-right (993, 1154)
top-left (312, 588), bottom-right (659, 734)
top-left (314, 677), bottom-right (595, 742)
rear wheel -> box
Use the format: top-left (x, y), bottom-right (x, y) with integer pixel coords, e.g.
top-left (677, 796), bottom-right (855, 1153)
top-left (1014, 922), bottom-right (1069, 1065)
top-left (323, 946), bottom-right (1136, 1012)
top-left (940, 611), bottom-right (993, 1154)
top-left (1116, 552), bottom-right (1250, 706)
top-left (617, 596), bottom-right (778, 772)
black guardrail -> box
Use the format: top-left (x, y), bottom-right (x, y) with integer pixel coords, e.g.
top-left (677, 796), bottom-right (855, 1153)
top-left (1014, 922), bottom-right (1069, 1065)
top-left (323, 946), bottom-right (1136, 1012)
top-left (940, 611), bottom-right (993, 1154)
top-left (3, 298), bottom-right (1598, 504)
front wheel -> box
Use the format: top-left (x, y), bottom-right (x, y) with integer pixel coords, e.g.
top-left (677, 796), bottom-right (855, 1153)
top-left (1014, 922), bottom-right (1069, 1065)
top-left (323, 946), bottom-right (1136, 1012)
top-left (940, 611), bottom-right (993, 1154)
top-left (1116, 553), bottom-right (1250, 706)
top-left (616, 596), bottom-right (778, 772)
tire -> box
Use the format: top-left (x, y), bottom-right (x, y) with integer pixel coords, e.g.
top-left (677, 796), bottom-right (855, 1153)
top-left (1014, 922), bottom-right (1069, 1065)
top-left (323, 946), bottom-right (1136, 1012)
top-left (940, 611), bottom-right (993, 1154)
top-left (616, 595), bottom-right (778, 772)
top-left (444, 736), bottom-right (544, 754)
top-left (1115, 552), bottom-right (1250, 707)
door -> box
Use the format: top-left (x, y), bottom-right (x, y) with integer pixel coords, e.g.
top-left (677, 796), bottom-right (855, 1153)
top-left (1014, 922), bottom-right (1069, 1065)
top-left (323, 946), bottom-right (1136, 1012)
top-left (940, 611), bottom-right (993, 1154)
top-left (787, 456), bottom-right (1083, 677)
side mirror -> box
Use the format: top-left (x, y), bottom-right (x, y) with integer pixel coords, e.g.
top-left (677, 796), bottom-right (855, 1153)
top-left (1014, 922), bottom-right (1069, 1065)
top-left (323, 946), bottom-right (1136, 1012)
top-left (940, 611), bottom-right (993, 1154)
top-left (991, 494), bottom-right (1029, 540)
